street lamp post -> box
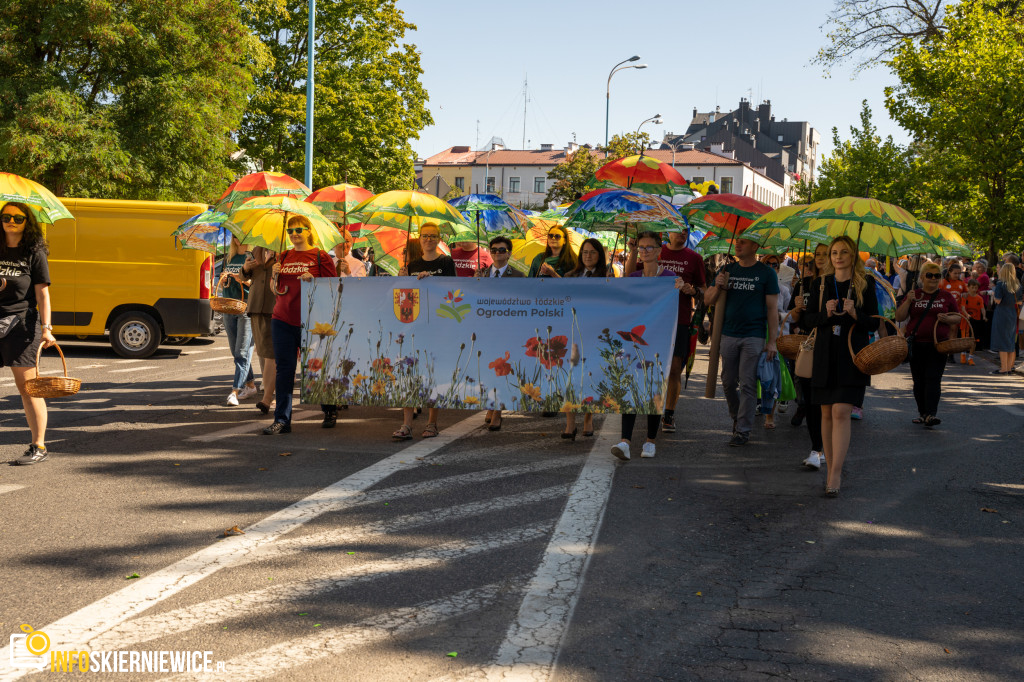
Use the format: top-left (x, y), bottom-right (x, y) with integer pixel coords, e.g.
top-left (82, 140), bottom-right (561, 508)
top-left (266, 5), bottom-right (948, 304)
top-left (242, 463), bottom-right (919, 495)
top-left (605, 56), bottom-right (647, 154)
top-left (635, 113), bottom-right (662, 154)
top-left (304, 0), bottom-right (316, 189)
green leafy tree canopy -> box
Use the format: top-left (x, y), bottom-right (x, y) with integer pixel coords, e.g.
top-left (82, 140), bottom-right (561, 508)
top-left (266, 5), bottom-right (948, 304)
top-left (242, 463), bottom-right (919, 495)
top-left (0, 0), bottom-right (256, 200)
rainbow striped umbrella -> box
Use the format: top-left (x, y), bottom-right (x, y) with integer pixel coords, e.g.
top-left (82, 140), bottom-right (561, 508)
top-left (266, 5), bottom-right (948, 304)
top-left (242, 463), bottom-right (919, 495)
top-left (683, 194), bottom-right (773, 238)
top-left (590, 154), bottom-right (694, 197)
top-left (215, 171), bottom-right (310, 214)
top-left (304, 183), bottom-right (373, 229)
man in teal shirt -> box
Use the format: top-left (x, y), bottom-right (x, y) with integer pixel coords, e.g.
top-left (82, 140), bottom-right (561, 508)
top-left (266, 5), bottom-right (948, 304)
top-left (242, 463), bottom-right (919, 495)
top-left (704, 238), bottom-right (780, 446)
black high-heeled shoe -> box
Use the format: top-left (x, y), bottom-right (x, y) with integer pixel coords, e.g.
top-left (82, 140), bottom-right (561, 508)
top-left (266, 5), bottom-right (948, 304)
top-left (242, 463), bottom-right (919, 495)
top-left (561, 427), bottom-right (578, 442)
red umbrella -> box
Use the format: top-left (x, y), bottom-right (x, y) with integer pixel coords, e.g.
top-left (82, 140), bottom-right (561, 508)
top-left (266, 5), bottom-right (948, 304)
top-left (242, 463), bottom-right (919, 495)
top-left (591, 154), bottom-right (694, 197)
top-left (215, 171), bottom-right (311, 214)
top-left (305, 183), bottom-right (373, 232)
top-left (683, 193), bottom-right (773, 238)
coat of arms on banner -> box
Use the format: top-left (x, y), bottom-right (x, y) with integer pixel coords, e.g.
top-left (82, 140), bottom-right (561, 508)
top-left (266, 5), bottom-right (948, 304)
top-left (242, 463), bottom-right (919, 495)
top-left (393, 288), bottom-right (420, 323)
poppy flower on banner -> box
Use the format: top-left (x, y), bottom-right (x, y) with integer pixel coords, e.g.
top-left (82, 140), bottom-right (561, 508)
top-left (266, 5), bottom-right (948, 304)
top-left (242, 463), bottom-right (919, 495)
top-left (524, 335), bottom-right (568, 369)
top-left (489, 352), bottom-right (513, 377)
top-left (616, 325), bottom-right (648, 345)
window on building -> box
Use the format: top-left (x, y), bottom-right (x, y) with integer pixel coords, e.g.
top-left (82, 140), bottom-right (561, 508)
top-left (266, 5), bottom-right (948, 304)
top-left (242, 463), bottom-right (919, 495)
top-left (720, 177), bottom-right (734, 193)
top-left (691, 176), bottom-right (704, 184)
top-left (485, 176), bottom-right (496, 193)
top-left (454, 176), bottom-right (465, 191)
top-left (509, 176), bottom-right (521, 193)
top-left (534, 177), bottom-right (546, 193)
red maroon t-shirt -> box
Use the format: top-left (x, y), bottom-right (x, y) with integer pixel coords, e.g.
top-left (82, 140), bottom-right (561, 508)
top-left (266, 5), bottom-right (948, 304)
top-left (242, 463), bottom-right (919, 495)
top-left (272, 249), bottom-right (337, 326)
top-left (908, 288), bottom-right (959, 343)
top-left (450, 247), bottom-right (493, 277)
top-left (658, 245), bottom-right (706, 325)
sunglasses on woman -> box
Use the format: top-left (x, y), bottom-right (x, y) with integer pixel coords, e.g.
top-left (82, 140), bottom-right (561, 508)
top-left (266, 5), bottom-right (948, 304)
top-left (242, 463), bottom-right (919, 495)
top-left (923, 272), bottom-right (942, 279)
top-left (1, 214), bottom-right (27, 225)
top-left (547, 233), bottom-right (563, 241)
top-left (286, 227), bottom-right (307, 234)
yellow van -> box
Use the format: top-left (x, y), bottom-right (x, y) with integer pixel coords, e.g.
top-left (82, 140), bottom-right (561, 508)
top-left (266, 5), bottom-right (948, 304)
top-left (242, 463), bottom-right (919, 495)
top-left (48, 198), bottom-right (214, 358)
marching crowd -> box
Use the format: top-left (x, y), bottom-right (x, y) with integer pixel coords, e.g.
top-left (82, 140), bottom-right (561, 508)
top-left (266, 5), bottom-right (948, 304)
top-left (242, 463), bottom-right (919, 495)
top-left (3, 203), bottom-right (1023, 499)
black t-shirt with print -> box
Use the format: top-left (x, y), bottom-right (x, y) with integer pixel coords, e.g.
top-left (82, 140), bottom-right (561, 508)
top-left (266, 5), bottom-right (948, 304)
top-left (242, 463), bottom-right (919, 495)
top-left (408, 255), bottom-right (456, 277)
top-left (0, 247), bottom-right (51, 316)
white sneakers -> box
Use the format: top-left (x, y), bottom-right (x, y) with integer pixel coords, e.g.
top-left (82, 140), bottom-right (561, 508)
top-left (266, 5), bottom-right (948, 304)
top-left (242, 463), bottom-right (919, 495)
top-left (238, 385), bottom-right (258, 400)
top-left (611, 441), bottom-right (656, 460)
top-left (225, 392), bottom-right (240, 406)
top-left (802, 451), bottom-right (823, 470)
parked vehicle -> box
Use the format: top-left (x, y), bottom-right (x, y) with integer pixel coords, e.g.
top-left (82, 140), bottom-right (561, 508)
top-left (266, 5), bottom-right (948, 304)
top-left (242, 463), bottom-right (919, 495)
top-left (48, 198), bottom-right (214, 357)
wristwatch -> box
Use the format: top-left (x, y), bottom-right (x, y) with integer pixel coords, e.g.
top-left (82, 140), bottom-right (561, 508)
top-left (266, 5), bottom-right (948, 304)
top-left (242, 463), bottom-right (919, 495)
top-left (41, 323), bottom-right (53, 330)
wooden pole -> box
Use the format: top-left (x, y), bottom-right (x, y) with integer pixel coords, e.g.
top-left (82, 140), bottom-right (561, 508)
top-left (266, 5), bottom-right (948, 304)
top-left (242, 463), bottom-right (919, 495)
top-left (704, 272), bottom-right (728, 399)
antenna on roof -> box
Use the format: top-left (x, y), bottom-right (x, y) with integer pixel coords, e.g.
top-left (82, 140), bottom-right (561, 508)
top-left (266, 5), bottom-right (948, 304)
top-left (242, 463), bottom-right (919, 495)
top-left (476, 120), bottom-right (480, 151)
top-left (522, 76), bottom-right (530, 149)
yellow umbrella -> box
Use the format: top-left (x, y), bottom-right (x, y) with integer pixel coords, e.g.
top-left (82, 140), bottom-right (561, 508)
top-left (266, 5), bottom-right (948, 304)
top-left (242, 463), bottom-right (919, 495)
top-left (226, 195), bottom-right (343, 252)
top-left (509, 217), bottom-right (586, 274)
top-left (0, 172), bottom-right (74, 238)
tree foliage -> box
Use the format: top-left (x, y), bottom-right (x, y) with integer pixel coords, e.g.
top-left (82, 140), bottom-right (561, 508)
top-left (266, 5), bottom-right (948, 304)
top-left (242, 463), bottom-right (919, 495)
top-left (600, 132), bottom-right (651, 161)
top-left (0, 0), bottom-right (256, 200)
top-left (545, 147), bottom-right (598, 205)
top-left (885, 0), bottom-right (1024, 254)
top-left (239, 0), bottom-right (432, 193)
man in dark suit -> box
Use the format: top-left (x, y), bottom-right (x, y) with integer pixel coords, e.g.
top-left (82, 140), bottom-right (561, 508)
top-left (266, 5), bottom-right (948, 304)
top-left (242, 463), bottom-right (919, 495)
top-left (475, 235), bottom-right (523, 278)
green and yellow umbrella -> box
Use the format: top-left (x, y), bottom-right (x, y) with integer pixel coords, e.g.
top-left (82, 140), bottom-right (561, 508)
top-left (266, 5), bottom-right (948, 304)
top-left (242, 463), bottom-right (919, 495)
top-left (0, 172), bottom-right (74, 234)
top-left (348, 190), bottom-right (472, 239)
top-left (744, 197), bottom-right (939, 258)
top-left (920, 220), bottom-right (972, 258)
top-left (226, 196), bottom-right (343, 253)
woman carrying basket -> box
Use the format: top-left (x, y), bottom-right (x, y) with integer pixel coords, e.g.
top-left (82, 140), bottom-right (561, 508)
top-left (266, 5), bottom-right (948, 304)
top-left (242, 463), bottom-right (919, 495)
top-left (220, 237), bottom-right (258, 407)
top-left (801, 236), bottom-right (879, 497)
top-left (896, 261), bottom-right (962, 425)
top-left (1, 202), bottom-right (56, 465)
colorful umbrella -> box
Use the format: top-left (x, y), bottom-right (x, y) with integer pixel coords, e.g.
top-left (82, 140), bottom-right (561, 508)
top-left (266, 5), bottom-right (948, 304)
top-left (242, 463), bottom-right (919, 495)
top-left (509, 219), bottom-right (587, 275)
top-left (226, 195), bottom-right (343, 253)
top-left (920, 220), bottom-right (972, 258)
top-left (694, 233), bottom-right (795, 257)
top-left (563, 189), bottom-right (688, 235)
top-left (537, 204), bottom-right (571, 220)
top-left (172, 209), bottom-right (231, 255)
top-left (448, 193), bottom-right (529, 239)
top-left (348, 190), bottom-right (473, 241)
top-left (354, 226), bottom-right (452, 276)
top-left (214, 171), bottom-right (310, 214)
top-left (683, 193), bottom-right (773, 238)
top-left (304, 183), bottom-right (373, 230)
top-left (745, 196), bottom-right (937, 258)
top-left (590, 154), bottom-right (694, 198)
top-left (0, 172), bottom-right (74, 233)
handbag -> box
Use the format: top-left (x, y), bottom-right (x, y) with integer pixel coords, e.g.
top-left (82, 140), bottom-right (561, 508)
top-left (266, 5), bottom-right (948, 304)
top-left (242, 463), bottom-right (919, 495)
top-left (0, 313), bottom-right (21, 339)
top-left (794, 281), bottom-right (825, 379)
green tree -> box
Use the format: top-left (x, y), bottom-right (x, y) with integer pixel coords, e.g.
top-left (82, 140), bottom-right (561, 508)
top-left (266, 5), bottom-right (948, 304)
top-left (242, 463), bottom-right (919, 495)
top-left (600, 132), bottom-right (651, 162)
top-left (886, 0), bottom-right (1024, 255)
top-left (809, 100), bottom-right (919, 209)
top-left (0, 0), bottom-right (256, 200)
top-left (239, 0), bottom-right (432, 193)
top-left (545, 146), bottom-right (598, 204)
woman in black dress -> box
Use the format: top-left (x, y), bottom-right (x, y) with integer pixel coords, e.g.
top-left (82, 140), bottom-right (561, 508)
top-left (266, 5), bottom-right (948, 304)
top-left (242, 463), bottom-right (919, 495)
top-left (801, 236), bottom-right (879, 497)
top-left (1, 202), bottom-right (57, 465)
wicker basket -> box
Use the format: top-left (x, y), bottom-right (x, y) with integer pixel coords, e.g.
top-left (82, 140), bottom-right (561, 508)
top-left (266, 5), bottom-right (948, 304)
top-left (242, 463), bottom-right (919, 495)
top-left (210, 273), bottom-right (247, 315)
top-left (934, 319), bottom-right (975, 355)
top-left (777, 334), bottom-right (808, 361)
top-left (25, 342), bottom-right (81, 398)
top-left (848, 316), bottom-right (907, 376)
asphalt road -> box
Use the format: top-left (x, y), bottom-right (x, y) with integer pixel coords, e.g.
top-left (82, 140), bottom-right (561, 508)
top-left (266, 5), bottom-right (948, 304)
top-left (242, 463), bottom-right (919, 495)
top-left (0, 335), bottom-right (1021, 681)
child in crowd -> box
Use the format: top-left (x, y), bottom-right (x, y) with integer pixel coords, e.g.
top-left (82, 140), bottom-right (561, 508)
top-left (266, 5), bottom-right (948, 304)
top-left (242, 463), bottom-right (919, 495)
top-left (960, 278), bottom-right (987, 364)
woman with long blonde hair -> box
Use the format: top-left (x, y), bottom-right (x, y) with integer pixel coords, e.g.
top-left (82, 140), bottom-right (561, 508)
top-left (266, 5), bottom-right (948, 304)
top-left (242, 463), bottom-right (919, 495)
top-left (800, 236), bottom-right (879, 497)
top-left (990, 262), bottom-right (1022, 374)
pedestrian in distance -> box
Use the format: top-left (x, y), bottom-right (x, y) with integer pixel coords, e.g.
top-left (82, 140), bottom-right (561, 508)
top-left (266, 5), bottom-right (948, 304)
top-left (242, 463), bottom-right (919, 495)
top-left (242, 246), bottom-right (277, 415)
top-left (610, 231), bottom-right (687, 461)
top-left (624, 229), bottom-right (705, 435)
top-left (1, 202), bottom-right (56, 465)
top-left (703, 237), bottom-right (780, 447)
top-left (475, 235), bottom-right (523, 433)
top-left (959, 279), bottom-right (987, 364)
top-left (527, 225), bottom-right (577, 278)
top-left (264, 216), bottom-right (338, 434)
top-left (988, 262), bottom-right (1022, 374)
top-left (788, 244), bottom-right (829, 470)
top-left (394, 223), bottom-right (454, 440)
top-left (895, 260), bottom-right (960, 427)
top-left (220, 237), bottom-right (258, 407)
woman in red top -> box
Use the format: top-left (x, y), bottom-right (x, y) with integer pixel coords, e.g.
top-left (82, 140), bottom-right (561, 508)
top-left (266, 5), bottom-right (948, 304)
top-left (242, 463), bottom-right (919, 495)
top-left (895, 261), bottom-right (960, 428)
top-left (264, 216), bottom-right (337, 434)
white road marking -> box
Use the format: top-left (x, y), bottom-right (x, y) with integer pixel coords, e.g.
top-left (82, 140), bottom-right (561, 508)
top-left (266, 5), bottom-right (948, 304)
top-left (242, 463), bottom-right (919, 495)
top-left (95, 523), bottom-right (551, 648)
top-left (116, 359), bottom-right (147, 364)
top-left (181, 349), bottom-right (210, 355)
top-left (76, 364), bottom-right (106, 369)
top-left (0, 382), bottom-right (14, 389)
top-left (194, 355), bottom-right (235, 363)
top-left (484, 417), bottom-right (618, 680)
top-left (164, 582), bottom-right (519, 682)
top-left (0, 484), bottom-right (26, 496)
top-left (187, 410), bottom-right (319, 442)
top-left (37, 369), bottom-right (65, 376)
top-left (0, 413), bottom-right (485, 682)
top-left (238, 483), bottom-right (570, 566)
top-left (107, 366), bottom-right (160, 374)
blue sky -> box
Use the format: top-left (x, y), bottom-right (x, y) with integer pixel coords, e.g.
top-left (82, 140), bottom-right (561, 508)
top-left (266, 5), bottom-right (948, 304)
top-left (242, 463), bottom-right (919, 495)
top-left (400, 0), bottom-right (911, 161)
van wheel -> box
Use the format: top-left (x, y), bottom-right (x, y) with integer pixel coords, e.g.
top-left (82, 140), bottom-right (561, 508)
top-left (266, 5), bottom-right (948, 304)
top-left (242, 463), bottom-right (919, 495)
top-left (110, 312), bottom-right (161, 358)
